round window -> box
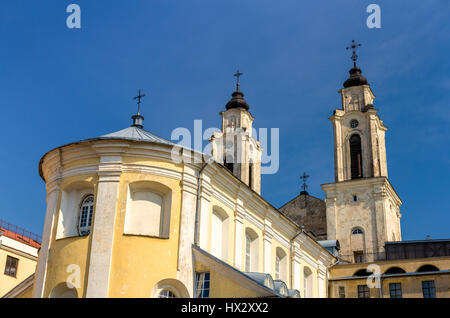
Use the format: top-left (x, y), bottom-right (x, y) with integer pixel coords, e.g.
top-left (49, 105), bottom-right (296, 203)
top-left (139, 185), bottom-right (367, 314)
top-left (350, 120), bottom-right (359, 128)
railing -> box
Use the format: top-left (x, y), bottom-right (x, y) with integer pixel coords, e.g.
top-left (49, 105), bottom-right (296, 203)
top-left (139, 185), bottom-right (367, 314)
top-left (0, 219), bottom-right (42, 245)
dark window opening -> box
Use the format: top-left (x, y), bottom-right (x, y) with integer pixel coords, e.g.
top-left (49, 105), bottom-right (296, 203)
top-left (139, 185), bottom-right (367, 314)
top-left (353, 269), bottom-right (371, 277)
top-left (417, 264), bottom-right (439, 273)
top-left (354, 251), bottom-right (364, 263)
top-left (338, 286), bottom-right (345, 298)
top-left (422, 280), bottom-right (436, 298)
top-left (195, 272), bottom-right (210, 298)
top-left (384, 267), bottom-right (406, 275)
top-left (389, 283), bottom-right (402, 298)
top-left (224, 157), bottom-right (234, 174)
top-left (248, 163), bottom-right (253, 189)
top-left (357, 285), bottom-right (370, 298)
top-left (350, 134), bottom-right (363, 179)
top-left (4, 256), bottom-right (19, 278)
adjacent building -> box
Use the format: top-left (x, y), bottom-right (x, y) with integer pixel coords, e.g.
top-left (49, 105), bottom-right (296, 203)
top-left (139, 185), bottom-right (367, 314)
top-left (0, 220), bottom-right (41, 297)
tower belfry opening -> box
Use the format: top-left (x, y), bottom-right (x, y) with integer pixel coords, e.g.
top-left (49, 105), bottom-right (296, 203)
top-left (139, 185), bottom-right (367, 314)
top-left (349, 134), bottom-right (362, 179)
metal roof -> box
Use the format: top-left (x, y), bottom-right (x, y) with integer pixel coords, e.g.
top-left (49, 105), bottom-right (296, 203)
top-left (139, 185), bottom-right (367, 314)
top-left (385, 239), bottom-right (450, 245)
top-left (100, 126), bottom-right (174, 145)
top-left (318, 240), bottom-right (340, 249)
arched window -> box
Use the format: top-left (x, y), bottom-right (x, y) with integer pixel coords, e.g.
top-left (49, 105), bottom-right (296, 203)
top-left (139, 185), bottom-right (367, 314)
top-left (384, 267), bottom-right (406, 275)
top-left (417, 265), bottom-right (439, 273)
top-left (350, 119), bottom-right (359, 128)
top-left (158, 290), bottom-right (177, 298)
top-left (245, 229), bottom-right (259, 272)
top-left (352, 228), bottom-right (364, 235)
top-left (275, 247), bottom-right (287, 281)
top-left (211, 208), bottom-right (229, 261)
top-left (78, 195), bottom-right (94, 236)
top-left (124, 182), bottom-right (172, 238)
top-left (353, 269), bottom-right (371, 277)
top-left (303, 267), bottom-right (313, 298)
top-left (349, 134), bottom-right (363, 179)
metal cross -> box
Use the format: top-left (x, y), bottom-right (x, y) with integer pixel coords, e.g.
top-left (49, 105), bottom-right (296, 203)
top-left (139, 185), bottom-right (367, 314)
top-left (133, 89), bottom-right (146, 115)
top-left (346, 40), bottom-right (362, 67)
top-left (234, 70), bottom-right (243, 91)
top-left (300, 172), bottom-right (310, 193)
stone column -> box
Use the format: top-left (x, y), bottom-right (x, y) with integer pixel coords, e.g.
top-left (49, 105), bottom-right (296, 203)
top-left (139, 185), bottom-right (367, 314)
top-left (198, 176), bottom-right (212, 251)
top-left (234, 202), bottom-right (245, 271)
top-left (176, 166), bottom-right (198, 297)
top-left (293, 243), bottom-right (302, 291)
top-left (317, 263), bottom-right (327, 298)
top-left (33, 181), bottom-right (60, 298)
top-left (263, 219), bottom-right (273, 275)
top-left (85, 156), bottom-right (121, 298)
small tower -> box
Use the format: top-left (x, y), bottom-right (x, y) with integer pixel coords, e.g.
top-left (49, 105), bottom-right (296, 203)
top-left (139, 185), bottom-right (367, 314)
top-left (322, 42), bottom-right (402, 263)
top-left (210, 71), bottom-right (262, 194)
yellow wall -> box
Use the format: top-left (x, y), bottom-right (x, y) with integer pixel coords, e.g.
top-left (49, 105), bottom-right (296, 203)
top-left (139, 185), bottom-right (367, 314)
top-left (43, 174), bottom-right (96, 298)
top-left (0, 248), bottom-right (37, 297)
top-left (329, 256), bottom-right (450, 298)
top-left (108, 169), bottom-right (183, 297)
top-left (329, 273), bottom-right (450, 298)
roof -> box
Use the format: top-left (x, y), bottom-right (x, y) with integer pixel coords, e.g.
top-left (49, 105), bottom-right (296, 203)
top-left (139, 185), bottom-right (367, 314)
top-left (100, 126), bottom-right (174, 145)
top-left (0, 220), bottom-right (41, 249)
top-left (192, 245), bottom-right (281, 297)
top-left (318, 240), bottom-right (340, 250)
top-left (385, 239), bottom-right (450, 245)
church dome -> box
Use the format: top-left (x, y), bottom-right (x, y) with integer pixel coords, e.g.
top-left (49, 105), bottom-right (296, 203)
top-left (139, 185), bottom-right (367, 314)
top-left (343, 67), bottom-right (369, 88)
top-left (225, 90), bottom-right (250, 111)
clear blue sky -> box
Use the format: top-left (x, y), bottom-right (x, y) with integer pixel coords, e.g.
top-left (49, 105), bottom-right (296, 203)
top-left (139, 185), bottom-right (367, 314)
top-left (0, 1), bottom-right (449, 240)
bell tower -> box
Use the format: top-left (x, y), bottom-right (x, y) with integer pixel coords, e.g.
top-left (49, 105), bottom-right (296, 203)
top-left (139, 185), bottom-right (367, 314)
top-left (322, 41), bottom-right (402, 263)
top-left (210, 71), bottom-right (262, 194)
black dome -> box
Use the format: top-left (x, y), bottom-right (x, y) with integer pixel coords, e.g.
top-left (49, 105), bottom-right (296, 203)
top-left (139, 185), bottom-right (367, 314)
top-left (343, 67), bottom-right (369, 88)
top-left (225, 90), bottom-right (250, 111)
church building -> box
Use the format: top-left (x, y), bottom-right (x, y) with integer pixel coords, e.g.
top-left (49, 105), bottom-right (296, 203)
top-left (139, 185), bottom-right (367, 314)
top-left (3, 41), bottom-right (449, 299)
top-left (4, 74), bottom-right (336, 298)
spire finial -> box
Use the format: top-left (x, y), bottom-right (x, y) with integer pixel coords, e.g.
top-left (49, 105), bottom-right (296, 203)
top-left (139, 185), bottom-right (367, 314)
top-left (346, 40), bottom-right (362, 68)
top-left (131, 89), bottom-right (146, 128)
top-left (300, 172), bottom-right (310, 195)
top-left (234, 70), bottom-right (243, 91)
top-left (133, 89), bottom-right (146, 115)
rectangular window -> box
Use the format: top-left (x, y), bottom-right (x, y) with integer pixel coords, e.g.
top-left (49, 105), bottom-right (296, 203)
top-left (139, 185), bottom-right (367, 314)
top-left (195, 272), bottom-right (210, 298)
top-left (422, 280), bottom-right (436, 298)
top-left (354, 251), bottom-right (364, 263)
top-left (357, 285), bottom-right (370, 298)
top-left (389, 283), bottom-right (402, 298)
top-left (4, 256), bottom-right (19, 278)
top-left (338, 286), bottom-right (345, 298)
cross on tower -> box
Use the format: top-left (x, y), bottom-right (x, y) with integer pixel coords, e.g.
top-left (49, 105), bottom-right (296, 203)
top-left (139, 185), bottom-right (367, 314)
top-left (346, 40), bottom-right (362, 67)
top-left (300, 172), bottom-right (310, 193)
top-left (234, 70), bottom-right (243, 91)
top-left (133, 89), bottom-right (146, 115)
